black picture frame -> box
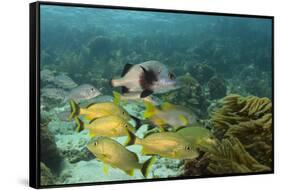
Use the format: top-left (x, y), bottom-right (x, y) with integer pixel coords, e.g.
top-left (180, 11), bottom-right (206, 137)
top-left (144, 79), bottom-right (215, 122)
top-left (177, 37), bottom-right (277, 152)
top-left (29, 1), bottom-right (274, 189)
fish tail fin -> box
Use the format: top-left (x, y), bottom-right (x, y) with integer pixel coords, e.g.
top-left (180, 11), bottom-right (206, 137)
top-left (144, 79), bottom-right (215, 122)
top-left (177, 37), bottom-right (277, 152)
top-left (74, 117), bottom-right (84, 132)
top-left (130, 115), bottom-right (142, 131)
top-left (143, 101), bottom-right (157, 118)
top-left (125, 129), bottom-right (140, 146)
top-left (112, 91), bottom-right (121, 105)
top-left (69, 99), bottom-right (80, 120)
top-left (141, 156), bottom-right (156, 178)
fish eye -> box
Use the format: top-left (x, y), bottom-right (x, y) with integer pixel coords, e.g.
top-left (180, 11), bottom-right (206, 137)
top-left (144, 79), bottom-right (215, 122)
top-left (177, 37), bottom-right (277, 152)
top-left (122, 111), bottom-right (125, 115)
top-left (185, 146), bottom-right (191, 151)
top-left (91, 88), bottom-right (94, 92)
top-left (168, 72), bottom-right (175, 80)
top-left (94, 141), bottom-right (98, 146)
top-left (125, 125), bottom-right (128, 128)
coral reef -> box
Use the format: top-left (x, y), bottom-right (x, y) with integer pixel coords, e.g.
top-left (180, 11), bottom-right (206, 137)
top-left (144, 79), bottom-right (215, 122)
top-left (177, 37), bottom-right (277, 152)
top-left (210, 94), bottom-right (272, 167)
top-left (40, 162), bottom-right (56, 185)
top-left (207, 76), bottom-right (227, 100)
top-left (189, 63), bottom-right (215, 84)
top-left (40, 119), bottom-right (63, 172)
top-left (181, 152), bottom-right (210, 176)
top-left (205, 136), bottom-right (271, 174)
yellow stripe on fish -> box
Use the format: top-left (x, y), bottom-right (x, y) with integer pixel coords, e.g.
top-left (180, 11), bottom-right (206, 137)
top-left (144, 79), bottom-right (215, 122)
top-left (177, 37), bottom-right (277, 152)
top-left (143, 101), bottom-right (197, 129)
top-left (87, 137), bottom-right (155, 177)
top-left (69, 99), bottom-right (131, 121)
top-left (74, 116), bottom-right (136, 142)
top-left (126, 130), bottom-right (199, 160)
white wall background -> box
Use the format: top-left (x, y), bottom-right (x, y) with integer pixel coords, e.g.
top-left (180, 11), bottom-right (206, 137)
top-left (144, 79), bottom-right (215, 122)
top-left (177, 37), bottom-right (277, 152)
top-left (0, 0), bottom-right (279, 189)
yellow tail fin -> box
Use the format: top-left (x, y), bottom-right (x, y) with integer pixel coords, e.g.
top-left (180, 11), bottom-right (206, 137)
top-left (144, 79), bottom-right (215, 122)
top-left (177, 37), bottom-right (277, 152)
top-left (143, 101), bottom-right (157, 118)
top-left (69, 99), bottom-right (80, 120)
top-left (141, 156), bottom-right (156, 178)
top-left (112, 91), bottom-right (121, 105)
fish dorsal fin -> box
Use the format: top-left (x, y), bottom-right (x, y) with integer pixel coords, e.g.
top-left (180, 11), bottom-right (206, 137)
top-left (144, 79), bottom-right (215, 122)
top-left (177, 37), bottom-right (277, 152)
top-left (175, 126), bottom-right (187, 132)
top-left (143, 130), bottom-right (158, 138)
top-left (89, 118), bottom-right (96, 124)
top-left (178, 115), bottom-right (189, 126)
top-left (121, 63), bottom-right (133, 77)
top-left (86, 102), bottom-right (96, 108)
top-left (143, 101), bottom-right (157, 118)
top-left (161, 102), bottom-right (175, 111)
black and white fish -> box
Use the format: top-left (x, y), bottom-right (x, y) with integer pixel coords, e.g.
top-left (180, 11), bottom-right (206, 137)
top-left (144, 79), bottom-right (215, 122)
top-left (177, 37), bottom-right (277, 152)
top-left (110, 60), bottom-right (179, 98)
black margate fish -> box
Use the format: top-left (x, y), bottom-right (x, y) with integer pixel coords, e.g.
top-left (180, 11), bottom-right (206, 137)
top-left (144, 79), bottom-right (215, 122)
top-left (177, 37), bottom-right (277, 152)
top-left (110, 60), bottom-right (179, 98)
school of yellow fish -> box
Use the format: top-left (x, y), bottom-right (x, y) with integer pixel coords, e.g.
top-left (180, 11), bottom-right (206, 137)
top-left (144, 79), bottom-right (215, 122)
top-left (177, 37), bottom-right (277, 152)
top-left (68, 90), bottom-right (218, 178)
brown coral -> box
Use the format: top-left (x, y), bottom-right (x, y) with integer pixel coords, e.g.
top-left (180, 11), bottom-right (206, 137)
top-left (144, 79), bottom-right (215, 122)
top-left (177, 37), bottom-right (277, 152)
top-left (206, 136), bottom-right (271, 174)
top-left (210, 94), bottom-right (272, 167)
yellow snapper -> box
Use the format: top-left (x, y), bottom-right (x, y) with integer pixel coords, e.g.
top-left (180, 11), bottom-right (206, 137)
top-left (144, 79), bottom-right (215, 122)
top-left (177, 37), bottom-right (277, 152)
top-left (126, 130), bottom-right (199, 160)
top-left (69, 99), bottom-right (131, 121)
top-left (87, 137), bottom-right (155, 177)
top-left (75, 115), bottom-right (135, 138)
top-left (176, 123), bottom-right (218, 150)
top-left (110, 60), bottom-right (179, 98)
top-left (144, 101), bottom-right (198, 130)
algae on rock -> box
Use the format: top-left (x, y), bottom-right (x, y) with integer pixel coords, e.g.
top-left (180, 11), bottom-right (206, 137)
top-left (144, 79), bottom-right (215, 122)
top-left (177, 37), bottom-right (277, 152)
top-left (40, 162), bottom-right (56, 186)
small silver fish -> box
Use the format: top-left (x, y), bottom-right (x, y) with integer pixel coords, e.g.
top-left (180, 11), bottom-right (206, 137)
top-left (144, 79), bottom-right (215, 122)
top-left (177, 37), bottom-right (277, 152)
top-left (53, 74), bottom-right (78, 89)
top-left (66, 84), bottom-right (101, 103)
top-left (111, 60), bottom-right (179, 98)
top-left (41, 87), bottom-right (67, 100)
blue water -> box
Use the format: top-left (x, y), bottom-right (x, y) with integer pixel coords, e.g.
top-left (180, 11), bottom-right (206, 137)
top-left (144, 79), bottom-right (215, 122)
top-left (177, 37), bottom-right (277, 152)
top-left (39, 4), bottom-right (273, 186)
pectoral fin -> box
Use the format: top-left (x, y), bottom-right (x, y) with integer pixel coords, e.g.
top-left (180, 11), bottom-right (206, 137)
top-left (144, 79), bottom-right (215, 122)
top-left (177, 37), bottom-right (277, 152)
top-left (124, 169), bottom-right (134, 176)
top-left (103, 164), bottom-right (109, 175)
top-left (141, 90), bottom-right (153, 98)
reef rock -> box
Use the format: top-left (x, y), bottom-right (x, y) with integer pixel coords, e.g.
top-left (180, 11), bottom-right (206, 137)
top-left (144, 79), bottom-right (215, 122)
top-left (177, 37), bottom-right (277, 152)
top-left (55, 130), bottom-right (92, 164)
top-left (189, 63), bottom-right (215, 84)
top-left (40, 121), bottom-right (63, 172)
top-left (40, 162), bottom-right (56, 185)
top-left (207, 76), bottom-right (227, 100)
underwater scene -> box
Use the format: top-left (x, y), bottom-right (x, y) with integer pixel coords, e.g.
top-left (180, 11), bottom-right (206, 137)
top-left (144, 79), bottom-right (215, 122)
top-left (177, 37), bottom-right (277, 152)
top-left (39, 4), bottom-right (273, 186)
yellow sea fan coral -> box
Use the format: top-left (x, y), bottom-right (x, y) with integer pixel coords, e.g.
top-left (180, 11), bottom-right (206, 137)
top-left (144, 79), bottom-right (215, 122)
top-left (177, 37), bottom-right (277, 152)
top-left (210, 94), bottom-right (272, 167)
top-left (206, 136), bottom-right (271, 174)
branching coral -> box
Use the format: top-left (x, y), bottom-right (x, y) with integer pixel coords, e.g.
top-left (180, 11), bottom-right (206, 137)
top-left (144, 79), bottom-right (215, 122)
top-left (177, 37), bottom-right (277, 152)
top-left (210, 94), bottom-right (272, 167)
top-left (206, 136), bottom-right (270, 174)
